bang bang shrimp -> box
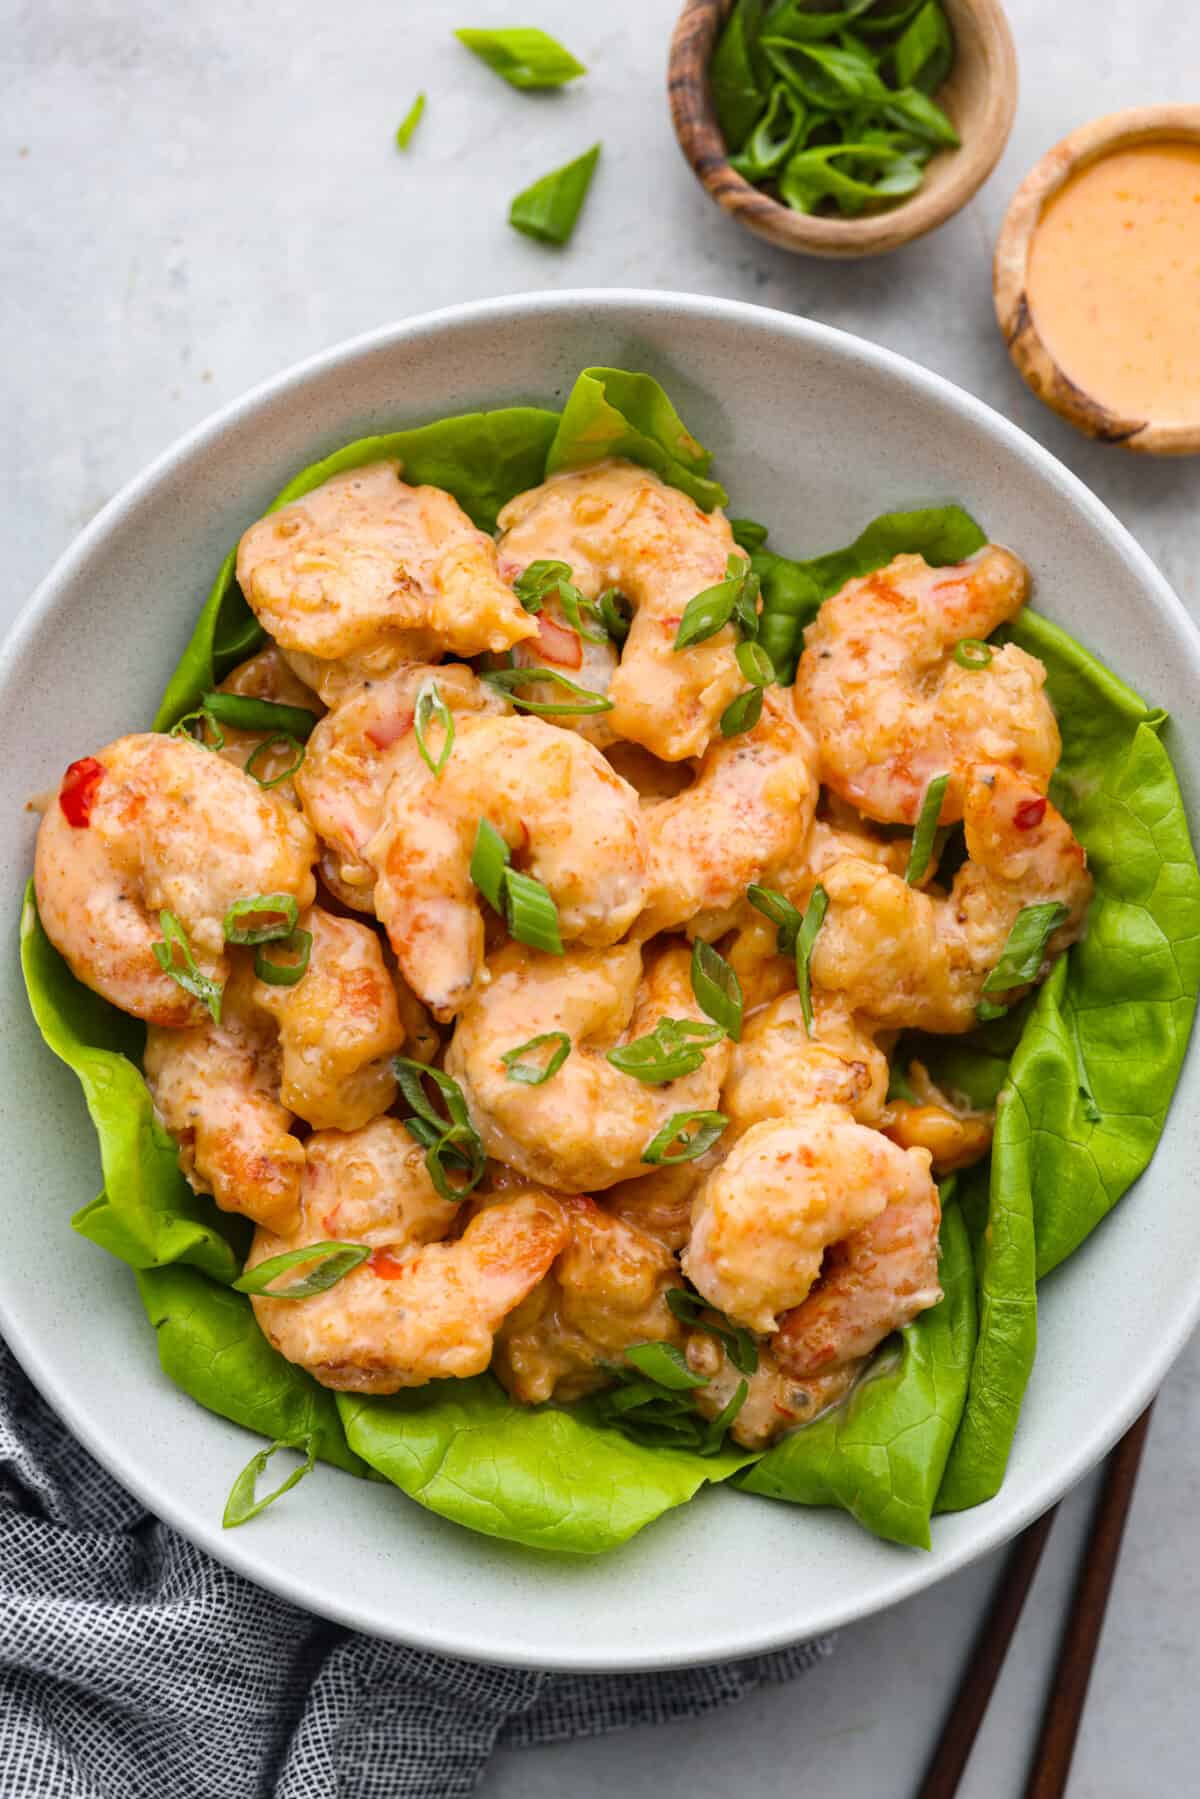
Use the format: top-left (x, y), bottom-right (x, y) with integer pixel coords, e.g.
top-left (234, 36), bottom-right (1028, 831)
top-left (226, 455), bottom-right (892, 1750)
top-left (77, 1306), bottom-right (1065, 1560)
top-left (236, 462), bottom-right (537, 703)
top-left (445, 940), bottom-right (732, 1192)
top-left (497, 460), bottom-right (743, 761)
top-left (366, 712), bottom-right (646, 1017)
top-left (197, 646), bottom-right (323, 802)
top-left (35, 733), bottom-right (316, 1025)
top-left (247, 1119), bottom-right (567, 1392)
top-left (795, 547), bottom-right (1060, 824)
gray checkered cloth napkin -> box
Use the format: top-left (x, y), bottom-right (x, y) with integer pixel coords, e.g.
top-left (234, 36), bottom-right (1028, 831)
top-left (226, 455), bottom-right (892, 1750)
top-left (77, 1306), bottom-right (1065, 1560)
top-left (0, 1339), bottom-right (830, 1798)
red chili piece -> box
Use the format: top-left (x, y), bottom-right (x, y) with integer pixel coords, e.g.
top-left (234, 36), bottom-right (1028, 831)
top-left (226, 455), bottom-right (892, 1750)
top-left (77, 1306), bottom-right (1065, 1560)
top-left (368, 1248), bottom-right (406, 1279)
top-left (534, 614), bottom-right (582, 669)
top-left (1014, 796), bottom-right (1047, 831)
top-left (59, 756), bottom-right (105, 828)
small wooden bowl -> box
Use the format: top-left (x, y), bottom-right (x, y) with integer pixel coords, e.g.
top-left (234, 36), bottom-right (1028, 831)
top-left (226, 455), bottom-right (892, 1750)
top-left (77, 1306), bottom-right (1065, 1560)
top-left (668, 0), bottom-right (1018, 259)
top-left (994, 107), bottom-right (1200, 455)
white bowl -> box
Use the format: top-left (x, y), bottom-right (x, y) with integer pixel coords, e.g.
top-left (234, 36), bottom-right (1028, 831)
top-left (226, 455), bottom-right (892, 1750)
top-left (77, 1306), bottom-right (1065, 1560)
top-left (3, 291), bottom-right (1198, 1671)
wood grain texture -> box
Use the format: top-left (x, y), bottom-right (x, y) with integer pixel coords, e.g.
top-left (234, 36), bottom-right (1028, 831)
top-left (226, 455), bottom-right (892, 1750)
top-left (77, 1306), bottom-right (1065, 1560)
top-left (667, 0), bottom-right (1018, 260)
top-left (993, 106), bottom-right (1200, 455)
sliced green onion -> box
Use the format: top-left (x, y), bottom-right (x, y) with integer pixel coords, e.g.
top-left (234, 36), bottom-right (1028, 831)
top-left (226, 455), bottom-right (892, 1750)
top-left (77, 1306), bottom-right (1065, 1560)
top-left (512, 559), bottom-right (572, 613)
top-left (223, 893), bottom-right (299, 945)
top-left (665, 1287), bottom-right (759, 1375)
top-left (393, 1057), bottom-right (486, 1199)
top-left (691, 938), bottom-right (744, 1041)
top-left (170, 709), bottom-right (226, 752)
top-left (233, 1241), bottom-right (370, 1298)
top-left (395, 91), bottom-right (426, 150)
top-left (980, 901), bottom-right (1070, 996)
top-left (730, 518), bottom-right (768, 553)
top-left (905, 772), bottom-right (949, 885)
top-left (470, 818), bottom-right (511, 910)
top-left (746, 883), bottom-right (803, 956)
top-left (200, 692), bottom-right (319, 741)
top-left (975, 997), bottom-right (1009, 1024)
top-left (795, 884), bottom-right (829, 1037)
top-left (700, 1378), bottom-right (750, 1455)
top-left (481, 666), bottom-right (614, 716)
top-left (673, 577), bottom-right (741, 650)
top-left (509, 143), bottom-right (600, 247)
top-left (455, 25), bottom-right (585, 89)
top-left (607, 1017), bottom-right (723, 1085)
top-left (735, 640), bottom-right (774, 687)
top-left (393, 1056), bottom-right (473, 1131)
top-left (642, 1110), bottom-right (728, 1166)
top-left (504, 868), bottom-right (564, 955)
top-left (245, 732), bottom-right (305, 789)
top-left (731, 563), bottom-right (761, 640)
top-left (424, 1122), bottom-right (487, 1200)
top-left (414, 680), bottom-right (455, 777)
top-left (622, 1342), bottom-right (708, 1390)
top-left (222, 1435), bottom-right (316, 1529)
top-left (597, 587), bottom-right (632, 644)
top-left (152, 910), bottom-right (222, 1021)
top-left (954, 638), bottom-right (993, 670)
top-left (502, 1031), bottom-right (571, 1085)
top-left (254, 928), bottom-right (312, 987)
top-left (719, 688), bottom-right (764, 737)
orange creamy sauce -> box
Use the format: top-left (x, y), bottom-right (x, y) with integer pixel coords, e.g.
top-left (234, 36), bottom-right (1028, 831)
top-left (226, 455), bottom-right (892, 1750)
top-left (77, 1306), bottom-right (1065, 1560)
top-left (1026, 141), bottom-right (1200, 422)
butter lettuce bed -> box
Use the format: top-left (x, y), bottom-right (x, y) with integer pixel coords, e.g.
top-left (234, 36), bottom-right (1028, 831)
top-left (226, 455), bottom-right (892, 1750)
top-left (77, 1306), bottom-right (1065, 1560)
top-left (20, 368), bottom-right (1200, 1554)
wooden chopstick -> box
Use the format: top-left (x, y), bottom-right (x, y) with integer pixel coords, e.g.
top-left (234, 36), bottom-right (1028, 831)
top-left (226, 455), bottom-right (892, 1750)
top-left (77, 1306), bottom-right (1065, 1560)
top-left (917, 1402), bottom-right (1154, 1799)
top-left (917, 1506), bottom-right (1059, 1799)
top-left (1023, 1402), bottom-right (1155, 1799)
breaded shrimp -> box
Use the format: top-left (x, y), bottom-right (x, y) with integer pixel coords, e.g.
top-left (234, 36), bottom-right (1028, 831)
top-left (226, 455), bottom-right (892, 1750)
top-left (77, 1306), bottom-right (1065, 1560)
top-left (494, 1195), bottom-right (682, 1404)
top-left (496, 461), bottom-right (743, 760)
top-left (366, 713), bottom-right (646, 1017)
top-left (794, 548), bottom-right (1059, 824)
top-left (812, 766), bottom-right (1092, 1031)
top-left (602, 1161), bottom-right (710, 1253)
top-left (295, 662), bottom-right (502, 910)
top-left (236, 462), bottom-right (537, 703)
top-left (34, 733), bottom-right (316, 1026)
top-left (691, 1342), bottom-right (859, 1450)
top-left (509, 599), bottom-right (621, 751)
top-left (722, 992), bottom-right (890, 1133)
top-left (445, 941), bottom-right (732, 1192)
top-left (144, 960), bottom-right (303, 1232)
top-left (683, 1112), bottom-right (936, 1334)
top-left (634, 688), bottom-right (818, 939)
top-left (252, 908), bottom-right (405, 1132)
top-left (247, 1119), bottom-right (567, 1391)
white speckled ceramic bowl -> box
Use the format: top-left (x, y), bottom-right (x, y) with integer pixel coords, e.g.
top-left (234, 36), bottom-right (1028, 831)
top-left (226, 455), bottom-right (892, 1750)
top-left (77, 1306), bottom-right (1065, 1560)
top-left (2, 292), bottom-right (1198, 1670)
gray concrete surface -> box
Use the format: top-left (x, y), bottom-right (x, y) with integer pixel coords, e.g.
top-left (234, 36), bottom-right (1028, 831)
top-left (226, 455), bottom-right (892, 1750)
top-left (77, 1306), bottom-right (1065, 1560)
top-left (3, 2), bottom-right (1198, 1793)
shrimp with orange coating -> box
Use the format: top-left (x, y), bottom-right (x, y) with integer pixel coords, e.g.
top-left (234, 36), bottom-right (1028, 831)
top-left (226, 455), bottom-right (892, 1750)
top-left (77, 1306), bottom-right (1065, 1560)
top-left (794, 547), bottom-right (1060, 824)
top-left (34, 733), bottom-right (316, 1026)
top-left (247, 1119), bottom-right (567, 1391)
top-left (445, 940), bottom-right (731, 1192)
top-left (366, 712), bottom-right (646, 1017)
top-left (236, 462), bottom-right (537, 704)
top-left (497, 460), bottom-right (743, 760)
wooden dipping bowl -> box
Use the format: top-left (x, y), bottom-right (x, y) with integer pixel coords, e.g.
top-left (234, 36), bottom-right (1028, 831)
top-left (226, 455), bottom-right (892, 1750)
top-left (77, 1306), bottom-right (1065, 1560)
top-left (994, 106), bottom-right (1200, 455)
top-left (668, 0), bottom-right (1018, 259)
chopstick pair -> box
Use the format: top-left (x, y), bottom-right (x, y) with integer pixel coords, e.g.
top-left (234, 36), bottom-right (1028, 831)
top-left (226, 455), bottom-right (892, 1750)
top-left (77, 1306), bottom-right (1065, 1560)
top-left (919, 1403), bottom-right (1154, 1799)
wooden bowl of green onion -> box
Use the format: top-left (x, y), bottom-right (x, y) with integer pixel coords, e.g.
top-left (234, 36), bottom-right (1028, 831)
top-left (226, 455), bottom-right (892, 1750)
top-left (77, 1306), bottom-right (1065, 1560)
top-left (669, 0), bottom-right (1017, 258)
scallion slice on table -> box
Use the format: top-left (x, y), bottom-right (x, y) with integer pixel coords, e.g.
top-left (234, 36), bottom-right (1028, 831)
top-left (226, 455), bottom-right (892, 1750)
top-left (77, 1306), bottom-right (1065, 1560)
top-left (501, 1031), bottom-right (572, 1085)
top-left (233, 1242), bottom-right (371, 1298)
top-left (413, 679), bottom-right (455, 776)
top-left (153, 910), bottom-right (222, 1021)
top-left (222, 1435), bottom-right (317, 1529)
top-left (454, 26), bottom-right (585, 89)
top-left (641, 1110), bottom-right (729, 1166)
top-left (395, 92), bottom-right (426, 150)
top-left (509, 144), bottom-right (600, 247)
top-left (690, 939), bottom-right (744, 1041)
top-left (223, 893), bottom-right (299, 945)
top-left (794, 882), bottom-right (829, 1036)
top-left (905, 772), bottom-right (949, 885)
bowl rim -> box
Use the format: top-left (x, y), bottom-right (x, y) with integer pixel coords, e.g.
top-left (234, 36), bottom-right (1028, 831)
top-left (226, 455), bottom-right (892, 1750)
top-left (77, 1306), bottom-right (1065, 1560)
top-left (4, 287), bottom-right (1200, 1669)
top-left (993, 105), bottom-right (1200, 455)
top-left (667, 0), bottom-right (1019, 260)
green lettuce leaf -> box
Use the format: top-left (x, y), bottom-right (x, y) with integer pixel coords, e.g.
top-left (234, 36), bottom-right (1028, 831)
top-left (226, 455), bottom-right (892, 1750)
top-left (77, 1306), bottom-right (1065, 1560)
top-left (710, 0), bottom-right (768, 152)
top-left (737, 1195), bottom-right (975, 1548)
top-left (545, 368), bottom-right (728, 511)
top-left (337, 1376), bottom-right (754, 1555)
top-left (937, 613), bottom-right (1200, 1510)
top-left (755, 503), bottom-right (986, 679)
top-left (19, 883), bottom-right (246, 1282)
top-left (154, 406), bottom-right (560, 728)
top-left (138, 1264), bottom-right (364, 1476)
